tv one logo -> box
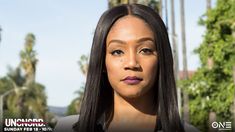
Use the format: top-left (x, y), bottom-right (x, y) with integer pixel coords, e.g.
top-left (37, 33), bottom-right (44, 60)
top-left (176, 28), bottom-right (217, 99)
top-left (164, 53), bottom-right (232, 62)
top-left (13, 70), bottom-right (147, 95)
top-left (211, 121), bottom-right (232, 131)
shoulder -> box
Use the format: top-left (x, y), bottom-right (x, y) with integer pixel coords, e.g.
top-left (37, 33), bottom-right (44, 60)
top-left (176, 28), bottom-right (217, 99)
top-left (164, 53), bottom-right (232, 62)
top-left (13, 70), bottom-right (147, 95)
top-left (53, 115), bottom-right (79, 132)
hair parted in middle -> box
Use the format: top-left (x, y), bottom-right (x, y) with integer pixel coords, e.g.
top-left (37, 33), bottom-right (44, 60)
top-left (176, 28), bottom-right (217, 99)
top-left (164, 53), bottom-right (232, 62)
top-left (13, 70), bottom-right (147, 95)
top-left (75, 4), bottom-right (185, 132)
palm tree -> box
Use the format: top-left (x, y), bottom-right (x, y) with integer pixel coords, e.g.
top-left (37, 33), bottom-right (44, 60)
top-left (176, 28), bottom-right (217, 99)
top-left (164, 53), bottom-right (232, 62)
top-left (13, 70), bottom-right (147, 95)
top-left (66, 55), bottom-right (89, 115)
top-left (170, 0), bottom-right (179, 80)
top-left (206, 0), bottom-right (211, 10)
top-left (169, 0), bottom-right (184, 117)
top-left (158, 0), bottom-right (162, 17)
top-left (78, 55), bottom-right (89, 77)
top-left (179, 0), bottom-right (189, 123)
top-left (204, 0), bottom-right (217, 131)
top-left (232, 22), bottom-right (235, 132)
top-left (4, 33), bottom-right (49, 120)
top-left (108, 0), bottom-right (161, 12)
top-left (5, 80), bottom-right (47, 119)
top-left (0, 26), bottom-right (2, 44)
top-left (179, 0), bottom-right (188, 80)
top-left (108, 0), bottom-right (129, 8)
top-left (233, 65), bottom-right (235, 130)
top-left (165, 0), bottom-right (169, 29)
top-left (76, 54), bottom-right (89, 111)
top-left (19, 33), bottom-right (48, 119)
top-left (20, 33), bottom-right (37, 86)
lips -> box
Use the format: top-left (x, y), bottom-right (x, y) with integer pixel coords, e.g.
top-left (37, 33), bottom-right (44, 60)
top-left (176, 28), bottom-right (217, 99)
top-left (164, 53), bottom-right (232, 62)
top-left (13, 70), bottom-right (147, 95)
top-left (122, 76), bottom-right (143, 85)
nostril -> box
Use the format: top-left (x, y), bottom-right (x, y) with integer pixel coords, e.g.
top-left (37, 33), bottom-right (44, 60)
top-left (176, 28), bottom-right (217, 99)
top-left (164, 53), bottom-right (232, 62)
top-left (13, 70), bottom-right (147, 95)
top-left (123, 53), bottom-right (141, 70)
top-left (124, 63), bottom-right (142, 71)
top-left (124, 67), bottom-right (140, 71)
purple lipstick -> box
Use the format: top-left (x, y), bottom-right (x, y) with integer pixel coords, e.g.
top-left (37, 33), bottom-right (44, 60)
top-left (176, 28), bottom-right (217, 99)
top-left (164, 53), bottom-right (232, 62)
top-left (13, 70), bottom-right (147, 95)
top-left (122, 76), bottom-right (143, 85)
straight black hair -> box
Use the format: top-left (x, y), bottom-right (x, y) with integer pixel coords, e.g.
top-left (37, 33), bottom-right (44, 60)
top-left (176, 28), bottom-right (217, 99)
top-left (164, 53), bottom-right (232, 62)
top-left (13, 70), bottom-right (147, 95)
top-left (74, 4), bottom-right (185, 132)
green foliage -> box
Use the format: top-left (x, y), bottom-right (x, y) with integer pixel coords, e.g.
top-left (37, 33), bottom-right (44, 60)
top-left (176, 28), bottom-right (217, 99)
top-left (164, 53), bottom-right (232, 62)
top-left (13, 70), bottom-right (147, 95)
top-left (66, 97), bottom-right (79, 115)
top-left (67, 54), bottom-right (89, 115)
top-left (66, 83), bottom-right (85, 115)
top-left (180, 0), bottom-right (235, 131)
top-left (108, 0), bottom-right (160, 12)
top-left (20, 33), bottom-right (38, 84)
top-left (78, 55), bottom-right (89, 76)
top-left (0, 33), bottom-right (55, 126)
top-left (180, 67), bottom-right (234, 131)
top-left (0, 77), bottom-right (13, 94)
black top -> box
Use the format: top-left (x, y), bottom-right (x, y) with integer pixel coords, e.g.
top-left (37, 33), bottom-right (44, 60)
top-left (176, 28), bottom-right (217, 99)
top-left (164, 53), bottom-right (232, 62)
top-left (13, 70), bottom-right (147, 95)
top-left (73, 112), bottom-right (162, 132)
top-left (54, 114), bottom-right (200, 132)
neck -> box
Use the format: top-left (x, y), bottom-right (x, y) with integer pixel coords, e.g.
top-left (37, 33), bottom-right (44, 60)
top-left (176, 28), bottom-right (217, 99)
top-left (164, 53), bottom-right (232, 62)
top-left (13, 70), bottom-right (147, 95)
top-left (107, 89), bottom-right (157, 131)
top-left (113, 90), bottom-right (156, 117)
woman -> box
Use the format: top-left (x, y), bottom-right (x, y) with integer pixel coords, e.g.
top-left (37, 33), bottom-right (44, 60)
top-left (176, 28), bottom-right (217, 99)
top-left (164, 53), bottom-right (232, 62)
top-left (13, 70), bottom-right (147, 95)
top-left (54, 4), bottom-right (199, 132)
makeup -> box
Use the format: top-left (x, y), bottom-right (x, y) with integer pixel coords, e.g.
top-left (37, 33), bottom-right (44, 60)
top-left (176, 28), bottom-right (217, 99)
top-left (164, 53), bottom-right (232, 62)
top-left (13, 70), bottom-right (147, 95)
top-left (122, 76), bottom-right (143, 85)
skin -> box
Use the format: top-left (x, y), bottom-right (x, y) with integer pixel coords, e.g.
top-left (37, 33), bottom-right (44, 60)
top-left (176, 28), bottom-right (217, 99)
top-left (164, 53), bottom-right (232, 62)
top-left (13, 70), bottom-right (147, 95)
top-left (105, 15), bottom-right (158, 132)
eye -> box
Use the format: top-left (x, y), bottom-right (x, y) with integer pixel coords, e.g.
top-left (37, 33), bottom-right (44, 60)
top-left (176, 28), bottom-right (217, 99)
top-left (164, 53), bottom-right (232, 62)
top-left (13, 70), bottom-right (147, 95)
top-left (111, 50), bottom-right (124, 56)
top-left (140, 48), bottom-right (153, 55)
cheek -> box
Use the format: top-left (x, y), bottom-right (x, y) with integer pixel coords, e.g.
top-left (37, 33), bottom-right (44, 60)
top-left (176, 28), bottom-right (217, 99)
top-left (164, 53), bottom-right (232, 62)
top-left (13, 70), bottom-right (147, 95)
top-left (105, 56), bottom-right (123, 79)
top-left (142, 58), bottom-right (158, 80)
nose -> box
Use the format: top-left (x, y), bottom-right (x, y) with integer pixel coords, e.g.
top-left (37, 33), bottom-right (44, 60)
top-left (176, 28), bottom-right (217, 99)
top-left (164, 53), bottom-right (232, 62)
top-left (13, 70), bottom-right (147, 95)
top-left (124, 51), bottom-right (140, 70)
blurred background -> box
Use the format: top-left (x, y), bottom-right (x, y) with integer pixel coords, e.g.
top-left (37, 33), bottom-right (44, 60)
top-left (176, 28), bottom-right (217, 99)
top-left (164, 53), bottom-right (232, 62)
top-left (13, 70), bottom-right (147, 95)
top-left (0, 0), bottom-right (234, 131)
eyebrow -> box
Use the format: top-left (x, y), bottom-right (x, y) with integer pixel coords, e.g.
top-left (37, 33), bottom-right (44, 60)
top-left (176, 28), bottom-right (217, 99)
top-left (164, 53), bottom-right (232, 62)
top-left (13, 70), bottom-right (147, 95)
top-left (107, 37), bottom-right (154, 46)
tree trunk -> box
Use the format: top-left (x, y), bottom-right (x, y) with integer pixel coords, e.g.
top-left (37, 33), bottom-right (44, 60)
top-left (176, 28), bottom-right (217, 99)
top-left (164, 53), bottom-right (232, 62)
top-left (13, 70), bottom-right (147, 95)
top-left (170, 0), bottom-right (182, 117)
top-left (0, 96), bottom-right (3, 132)
top-left (206, 1), bottom-right (218, 131)
top-left (179, 0), bottom-right (189, 122)
top-left (233, 65), bottom-right (235, 131)
top-left (165, 0), bottom-right (169, 29)
top-left (207, 0), bottom-right (211, 10)
top-left (180, 0), bottom-right (188, 80)
top-left (207, 57), bottom-right (214, 70)
top-left (209, 112), bottom-right (217, 132)
top-left (159, 0), bottom-right (163, 18)
top-left (232, 21), bottom-right (235, 131)
top-left (170, 0), bottom-right (179, 81)
top-left (0, 26), bottom-right (2, 44)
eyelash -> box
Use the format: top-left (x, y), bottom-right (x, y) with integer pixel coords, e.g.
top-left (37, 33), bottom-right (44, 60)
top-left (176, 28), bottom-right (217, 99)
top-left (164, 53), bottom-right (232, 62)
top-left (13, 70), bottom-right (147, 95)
top-left (111, 50), bottom-right (124, 56)
top-left (140, 48), bottom-right (153, 55)
top-left (110, 48), bottom-right (154, 56)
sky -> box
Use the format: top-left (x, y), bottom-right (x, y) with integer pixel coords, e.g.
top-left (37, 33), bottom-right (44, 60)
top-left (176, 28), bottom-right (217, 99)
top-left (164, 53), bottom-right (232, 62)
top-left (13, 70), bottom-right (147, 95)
top-left (0, 0), bottom-right (215, 107)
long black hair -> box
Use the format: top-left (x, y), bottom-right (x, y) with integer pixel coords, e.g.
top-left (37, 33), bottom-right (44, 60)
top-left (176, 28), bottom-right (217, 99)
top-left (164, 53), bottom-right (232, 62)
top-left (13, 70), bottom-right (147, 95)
top-left (74, 4), bottom-right (185, 132)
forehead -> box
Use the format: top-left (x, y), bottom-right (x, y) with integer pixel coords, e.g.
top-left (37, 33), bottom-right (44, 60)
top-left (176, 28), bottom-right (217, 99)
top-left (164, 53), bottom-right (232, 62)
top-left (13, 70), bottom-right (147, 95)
top-left (106, 15), bottom-right (154, 42)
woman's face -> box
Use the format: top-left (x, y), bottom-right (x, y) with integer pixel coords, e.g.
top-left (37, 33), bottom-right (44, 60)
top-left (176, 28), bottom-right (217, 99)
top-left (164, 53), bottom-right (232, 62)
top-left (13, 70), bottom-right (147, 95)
top-left (105, 15), bottom-right (158, 98)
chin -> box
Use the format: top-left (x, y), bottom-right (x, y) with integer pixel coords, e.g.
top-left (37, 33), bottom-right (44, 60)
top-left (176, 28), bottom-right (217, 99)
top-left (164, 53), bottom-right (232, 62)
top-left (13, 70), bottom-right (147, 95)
top-left (120, 90), bottom-right (143, 99)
